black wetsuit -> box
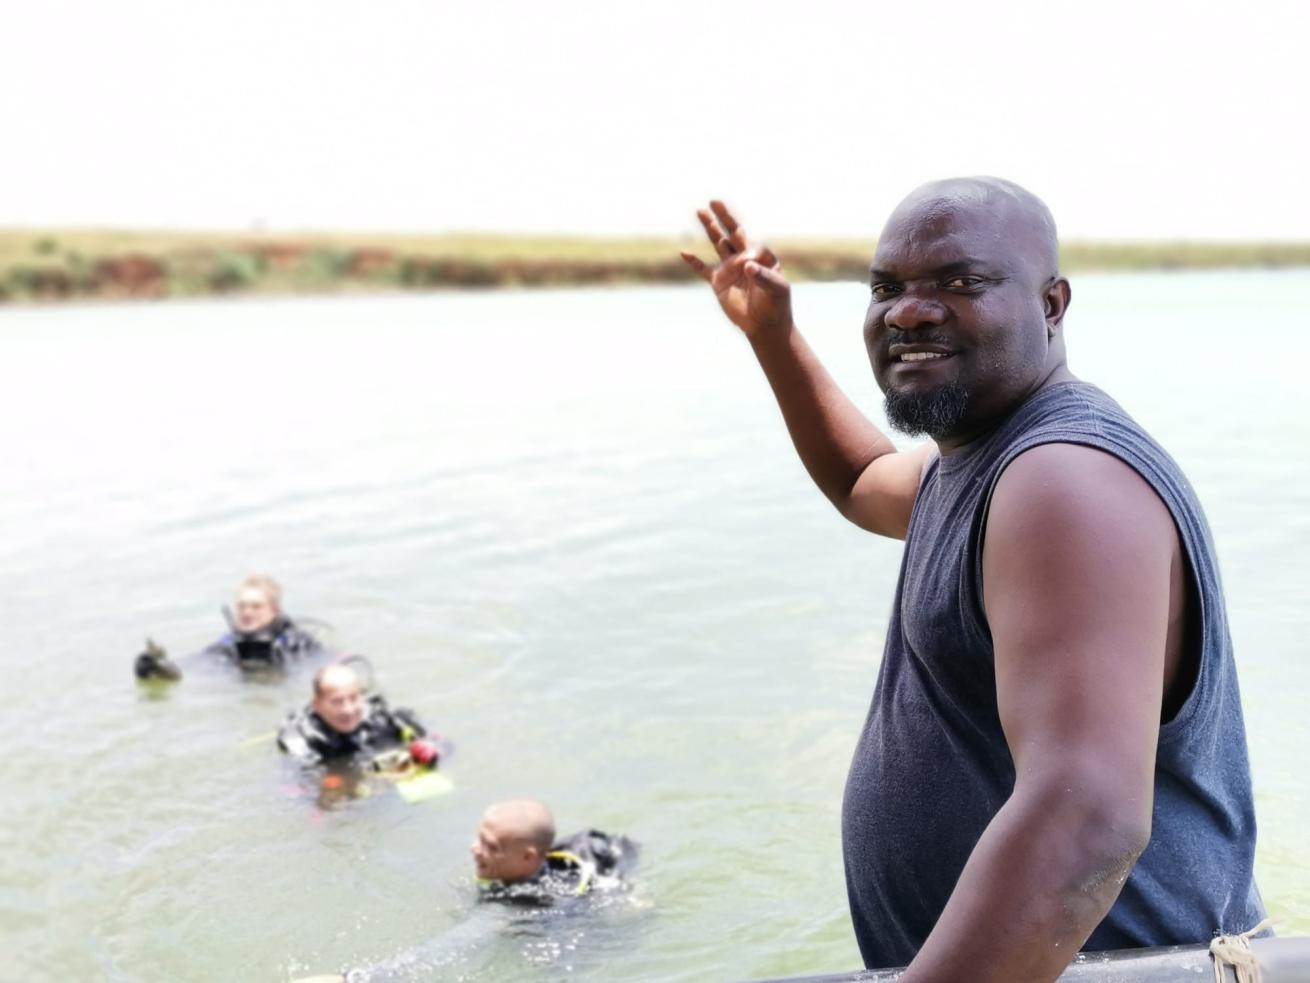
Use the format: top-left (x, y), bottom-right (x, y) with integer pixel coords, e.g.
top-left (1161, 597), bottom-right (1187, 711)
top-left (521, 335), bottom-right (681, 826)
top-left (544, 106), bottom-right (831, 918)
top-left (479, 830), bottom-right (638, 906)
top-left (276, 693), bottom-right (426, 767)
top-left (202, 614), bottom-right (325, 669)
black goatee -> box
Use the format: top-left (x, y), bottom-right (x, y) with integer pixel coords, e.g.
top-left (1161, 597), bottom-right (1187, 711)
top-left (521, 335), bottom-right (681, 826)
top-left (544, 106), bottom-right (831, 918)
top-left (884, 382), bottom-right (970, 439)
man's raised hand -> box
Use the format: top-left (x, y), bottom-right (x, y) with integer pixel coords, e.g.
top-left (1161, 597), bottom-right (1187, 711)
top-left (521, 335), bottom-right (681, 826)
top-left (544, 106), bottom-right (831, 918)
top-left (680, 201), bottom-right (793, 339)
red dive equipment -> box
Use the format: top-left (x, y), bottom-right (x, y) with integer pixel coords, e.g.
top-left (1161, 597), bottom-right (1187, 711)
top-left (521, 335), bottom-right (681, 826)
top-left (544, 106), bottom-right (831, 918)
top-left (408, 738), bottom-right (440, 767)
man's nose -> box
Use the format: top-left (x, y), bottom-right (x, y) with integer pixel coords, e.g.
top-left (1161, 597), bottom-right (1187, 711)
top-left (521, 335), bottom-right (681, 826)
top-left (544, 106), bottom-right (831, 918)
top-left (884, 292), bottom-right (948, 331)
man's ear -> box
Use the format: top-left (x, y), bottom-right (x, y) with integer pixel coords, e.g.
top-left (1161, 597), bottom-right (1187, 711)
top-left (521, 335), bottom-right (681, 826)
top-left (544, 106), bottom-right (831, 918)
top-left (1043, 276), bottom-right (1072, 336)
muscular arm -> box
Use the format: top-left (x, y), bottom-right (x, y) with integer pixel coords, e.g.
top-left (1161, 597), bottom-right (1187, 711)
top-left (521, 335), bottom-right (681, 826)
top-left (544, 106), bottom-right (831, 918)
top-left (682, 201), bottom-right (927, 539)
top-left (901, 443), bottom-right (1181, 982)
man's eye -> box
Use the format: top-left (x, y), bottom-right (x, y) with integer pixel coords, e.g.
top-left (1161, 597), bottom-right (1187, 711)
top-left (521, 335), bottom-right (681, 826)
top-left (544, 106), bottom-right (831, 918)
top-left (871, 282), bottom-right (901, 300)
top-left (944, 276), bottom-right (986, 290)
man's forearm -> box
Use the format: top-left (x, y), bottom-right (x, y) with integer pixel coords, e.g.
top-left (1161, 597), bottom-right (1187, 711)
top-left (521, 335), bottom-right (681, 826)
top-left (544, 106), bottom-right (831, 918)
top-left (900, 779), bottom-right (1149, 983)
top-left (748, 323), bottom-right (896, 511)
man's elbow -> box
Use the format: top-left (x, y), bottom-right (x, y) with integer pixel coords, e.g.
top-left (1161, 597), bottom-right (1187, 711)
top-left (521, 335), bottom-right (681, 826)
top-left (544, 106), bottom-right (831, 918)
top-left (1073, 812), bottom-right (1150, 901)
top-left (1017, 766), bottom-right (1153, 907)
top-left (1050, 780), bottom-right (1152, 909)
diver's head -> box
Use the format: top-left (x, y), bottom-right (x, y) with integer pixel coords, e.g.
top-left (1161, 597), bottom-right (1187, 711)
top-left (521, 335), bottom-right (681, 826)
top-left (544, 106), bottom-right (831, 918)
top-left (311, 663), bottom-right (366, 735)
top-left (233, 574), bottom-right (283, 633)
top-left (471, 799), bottom-right (556, 882)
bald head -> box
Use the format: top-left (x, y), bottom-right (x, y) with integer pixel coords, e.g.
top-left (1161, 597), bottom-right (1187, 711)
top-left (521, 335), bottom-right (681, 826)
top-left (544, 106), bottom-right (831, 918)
top-left (311, 663), bottom-right (366, 734)
top-left (484, 799), bottom-right (556, 855)
top-left (472, 798), bottom-right (558, 882)
top-left (883, 176), bottom-right (1059, 285)
top-left (864, 175), bottom-right (1074, 447)
top-left (313, 663), bottom-right (360, 698)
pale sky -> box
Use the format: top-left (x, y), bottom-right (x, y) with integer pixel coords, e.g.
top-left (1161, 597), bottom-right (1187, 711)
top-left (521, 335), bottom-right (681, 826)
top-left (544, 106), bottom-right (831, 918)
top-left (3, 0), bottom-right (1306, 240)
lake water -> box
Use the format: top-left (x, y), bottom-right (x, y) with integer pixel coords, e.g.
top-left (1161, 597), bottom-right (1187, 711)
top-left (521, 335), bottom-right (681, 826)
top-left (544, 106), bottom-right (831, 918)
top-left (0, 273), bottom-right (1306, 981)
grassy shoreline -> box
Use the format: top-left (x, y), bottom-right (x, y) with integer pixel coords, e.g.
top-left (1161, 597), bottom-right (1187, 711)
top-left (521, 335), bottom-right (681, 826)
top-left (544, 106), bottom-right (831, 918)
top-left (3, 228), bottom-right (1309, 304)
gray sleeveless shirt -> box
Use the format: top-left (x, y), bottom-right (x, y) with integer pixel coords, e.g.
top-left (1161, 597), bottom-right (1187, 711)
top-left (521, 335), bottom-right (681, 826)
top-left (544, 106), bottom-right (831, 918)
top-left (841, 381), bottom-right (1264, 969)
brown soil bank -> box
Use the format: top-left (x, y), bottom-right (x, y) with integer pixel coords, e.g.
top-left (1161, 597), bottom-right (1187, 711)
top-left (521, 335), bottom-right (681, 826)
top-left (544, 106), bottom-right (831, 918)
top-left (2, 230), bottom-right (1308, 304)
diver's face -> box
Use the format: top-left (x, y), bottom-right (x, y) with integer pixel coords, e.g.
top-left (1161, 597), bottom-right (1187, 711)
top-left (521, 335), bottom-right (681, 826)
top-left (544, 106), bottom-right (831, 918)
top-left (234, 587), bottom-right (277, 633)
top-left (470, 817), bottom-right (540, 882)
top-left (313, 677), bottom-right (365, 735)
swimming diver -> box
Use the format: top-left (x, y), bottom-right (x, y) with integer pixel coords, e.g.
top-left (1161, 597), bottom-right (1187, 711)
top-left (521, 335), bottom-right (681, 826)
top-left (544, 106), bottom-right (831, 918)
top-left (131, 574), bottom-right (328, 683)
top-left (471, 798), bottom-right (637, 905)
top-left (301, 800), bottom-right (638, 982)
top-left (203, 574), bottom-right (326, 669)
top-left (277, 661), bottom-right (441, 769)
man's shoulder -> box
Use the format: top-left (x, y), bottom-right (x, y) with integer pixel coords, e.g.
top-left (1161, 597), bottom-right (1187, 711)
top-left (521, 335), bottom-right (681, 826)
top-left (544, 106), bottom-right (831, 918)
top-left (279, 703), bottom-right (316, 732)
top-left (362, 693), bottom-right (399, 727)
top-left (1003, 439), bottom-right (1135, 479)
top-left (986, 381), bottom-right (1191, 518)
top-left (989, 442), bottom-right (1179, 560)
top-left (550, 830), bottom-right (638, 879)
top-left (274, 617), bottom-right (323, 648)
top-left (277, 707), bottom-right (326, 761)
top-left (1008, 381), bottom-right (1170, 457)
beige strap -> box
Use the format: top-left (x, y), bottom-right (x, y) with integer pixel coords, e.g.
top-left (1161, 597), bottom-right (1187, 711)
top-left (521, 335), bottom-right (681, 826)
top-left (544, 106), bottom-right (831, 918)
top-left (1210, 918), bottom-right (1275, 983)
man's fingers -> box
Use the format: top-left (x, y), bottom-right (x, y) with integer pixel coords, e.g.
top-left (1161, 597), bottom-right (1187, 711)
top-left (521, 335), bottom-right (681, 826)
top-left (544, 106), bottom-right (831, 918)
top-left (746, 261), bottom-right (788, 293)
top-left (679, 250), bottom-right (713, 283)
top-left (710, 200), bottom-right (747, 252)
top-left (688, 203), bottom-right (774, 288)
top-left (697, 207), bottom-right (736, 259)
top-left (710, 200), bottom-right (739, 233)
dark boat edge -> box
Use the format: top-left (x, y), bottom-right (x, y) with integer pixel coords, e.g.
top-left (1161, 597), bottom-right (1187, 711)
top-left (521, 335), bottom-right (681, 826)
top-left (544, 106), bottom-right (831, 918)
top-left (744, 935), bottom-right (1310, 982)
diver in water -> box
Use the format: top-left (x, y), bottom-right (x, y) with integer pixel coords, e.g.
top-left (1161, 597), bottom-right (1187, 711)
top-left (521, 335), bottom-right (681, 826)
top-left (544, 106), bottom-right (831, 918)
top-left (297, 800), bottom-right (639, 983)
top-left (277, 661), bottom-right (439, 769)
top-left (472, 799), bottom-right (636, 905)
top-left (134, 575), bottom-right (327, 683)
top-left (203, 574), bottom-right (326, 670)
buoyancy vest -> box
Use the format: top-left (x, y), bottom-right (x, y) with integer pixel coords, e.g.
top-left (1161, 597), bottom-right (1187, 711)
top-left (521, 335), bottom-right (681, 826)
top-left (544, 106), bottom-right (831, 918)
top-left (203, 614), bottom-right (325, 669)
top-left (277, 693), bottom-right (427, 767)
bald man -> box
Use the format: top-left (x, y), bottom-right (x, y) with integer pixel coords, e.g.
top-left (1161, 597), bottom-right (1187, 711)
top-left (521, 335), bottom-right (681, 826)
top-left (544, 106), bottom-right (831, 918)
top-left (471, 799), bottom-right (636, 904)
top-left (302, 802), bottom-right (637, 982)
top-left (277, 662), bottom-right (433, 768)
top-left (682, 180), bottom-right (1264, 980)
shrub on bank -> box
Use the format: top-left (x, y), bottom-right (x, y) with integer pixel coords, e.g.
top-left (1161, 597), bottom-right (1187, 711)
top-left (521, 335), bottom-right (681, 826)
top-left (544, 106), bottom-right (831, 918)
top-left (2, 233), bottom-right (1309, 305)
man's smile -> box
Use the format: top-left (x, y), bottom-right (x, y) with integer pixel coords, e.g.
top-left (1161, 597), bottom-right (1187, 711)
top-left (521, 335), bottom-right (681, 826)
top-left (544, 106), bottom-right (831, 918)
top-left (885, 343), bottom-right (959, 382)
top-left (888, 342), bottom-right (956, 363)
top-left (900, 351), bottom-right (949, 362)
